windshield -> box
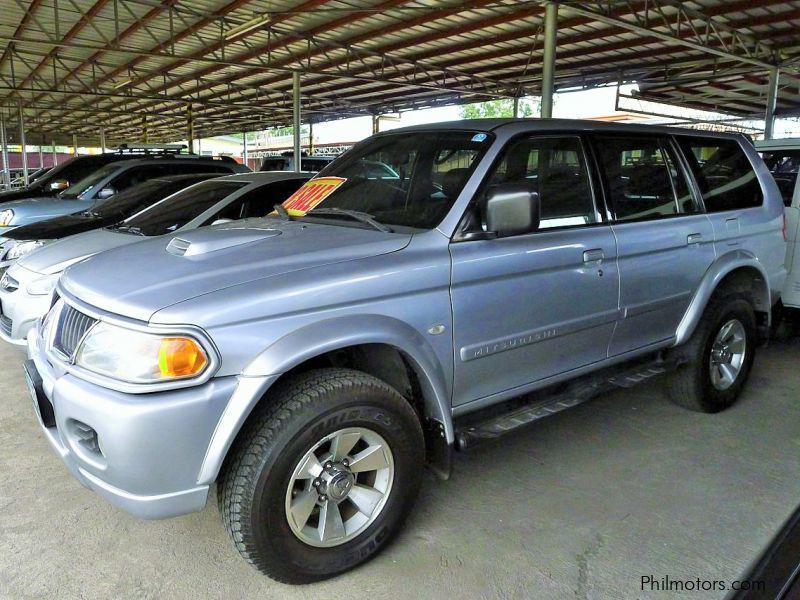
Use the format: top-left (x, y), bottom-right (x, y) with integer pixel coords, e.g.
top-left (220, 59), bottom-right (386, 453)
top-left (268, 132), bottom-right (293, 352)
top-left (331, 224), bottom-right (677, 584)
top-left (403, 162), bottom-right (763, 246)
top-left (286, 131), bottom-right (490, 230)
top-left (88, 179), bottom-right (174, 219)
top-left (60, 163), bottom-right (119, 199)
top-left (116, 180), bottom-right (247, 236)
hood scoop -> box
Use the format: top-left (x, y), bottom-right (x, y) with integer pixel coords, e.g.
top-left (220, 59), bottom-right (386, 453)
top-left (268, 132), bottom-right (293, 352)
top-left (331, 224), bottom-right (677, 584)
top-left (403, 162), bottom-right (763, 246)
top-left (166, 227), bottom-right (282, 257)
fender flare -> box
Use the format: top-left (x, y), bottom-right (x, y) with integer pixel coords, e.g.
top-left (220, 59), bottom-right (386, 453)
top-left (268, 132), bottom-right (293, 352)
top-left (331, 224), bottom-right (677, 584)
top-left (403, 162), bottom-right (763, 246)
top-left (197, 315), bottom-right (454, 485)
top-left (674, 250), bottom-right (771, 346)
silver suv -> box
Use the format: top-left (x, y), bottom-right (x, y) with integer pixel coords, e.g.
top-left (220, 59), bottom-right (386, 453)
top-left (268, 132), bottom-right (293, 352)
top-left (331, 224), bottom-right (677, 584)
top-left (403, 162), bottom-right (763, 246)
top-left (24, 120), bottom-right (786, 583)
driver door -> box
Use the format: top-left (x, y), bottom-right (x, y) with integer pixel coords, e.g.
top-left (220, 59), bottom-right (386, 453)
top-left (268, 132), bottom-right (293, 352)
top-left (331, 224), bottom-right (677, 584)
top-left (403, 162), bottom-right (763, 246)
top-left (449, 135), bottom-right (620, 406)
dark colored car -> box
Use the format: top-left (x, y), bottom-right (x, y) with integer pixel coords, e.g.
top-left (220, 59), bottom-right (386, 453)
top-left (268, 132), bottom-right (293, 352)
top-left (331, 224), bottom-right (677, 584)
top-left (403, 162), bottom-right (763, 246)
top-left (260, 154), bottom-right (336, 172)
top-left (0, 150), bottom-right (183, 204)
top-left (2, 173), bottom-right (221, 246)
top-left (0, 155), bottom-right (249, 237)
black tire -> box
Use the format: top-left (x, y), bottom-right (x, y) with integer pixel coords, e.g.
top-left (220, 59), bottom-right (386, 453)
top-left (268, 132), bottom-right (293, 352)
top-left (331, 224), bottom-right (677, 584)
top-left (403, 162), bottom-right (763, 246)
top-left (666, 294), bottom-right (757, 413)
top-left (219, 368), bottom-right (424, 584)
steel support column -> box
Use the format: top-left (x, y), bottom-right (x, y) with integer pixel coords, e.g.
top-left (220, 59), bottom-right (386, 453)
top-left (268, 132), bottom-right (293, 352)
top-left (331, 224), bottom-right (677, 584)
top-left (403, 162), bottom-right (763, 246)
top-left (72, 133), bottom-right (78, 156)
top-left (242, 131), bottom-right (248, 168)
top-left (51, 141), bottom-right (57, 166)
top-left (540, 2), bottom-right (558, 119)
top-left (293, 71), bottom-right (301, 173)
top-left (513, 96), bottom-right (519, 118)
top-left (0, 114), bottom-right (9, 189)
top-left (38, 138), bottom-right (43, 168)
top-left (764, 68), bottom-right (779, 140)
top-left (18, 102), bottom-right (28, 185)
top-left (187, 103), bottom-right (194, 154)
top-left (100, 127), bottom-right (106, 153)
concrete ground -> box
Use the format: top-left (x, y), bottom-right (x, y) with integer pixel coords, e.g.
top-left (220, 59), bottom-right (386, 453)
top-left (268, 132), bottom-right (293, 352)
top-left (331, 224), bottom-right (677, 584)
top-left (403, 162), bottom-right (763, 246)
top-left (1, 337), bottom-right (799, 600)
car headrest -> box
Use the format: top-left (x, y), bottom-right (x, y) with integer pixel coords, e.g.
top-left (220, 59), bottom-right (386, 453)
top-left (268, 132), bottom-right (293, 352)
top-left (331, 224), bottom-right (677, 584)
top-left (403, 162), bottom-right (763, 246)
top-left (442, 168), bottom-right (470, 200)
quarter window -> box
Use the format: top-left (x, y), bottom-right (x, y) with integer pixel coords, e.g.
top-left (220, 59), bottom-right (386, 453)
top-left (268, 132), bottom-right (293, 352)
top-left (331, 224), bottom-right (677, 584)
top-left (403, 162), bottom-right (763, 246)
top-left (677, 137), bottom-right (762, 211)
top-left (594, 136), bottom-right (696, 222)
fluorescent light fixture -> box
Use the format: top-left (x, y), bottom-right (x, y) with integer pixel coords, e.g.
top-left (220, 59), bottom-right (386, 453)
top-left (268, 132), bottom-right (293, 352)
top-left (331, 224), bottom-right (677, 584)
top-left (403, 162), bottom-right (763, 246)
top-left (224, 14), bottom-right (271, 41)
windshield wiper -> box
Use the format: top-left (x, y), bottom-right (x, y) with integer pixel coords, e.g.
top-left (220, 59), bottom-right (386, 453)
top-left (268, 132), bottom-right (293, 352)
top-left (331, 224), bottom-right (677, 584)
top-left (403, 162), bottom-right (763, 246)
top-left (307, 208), bottom-right (393, 233)
top-left (273, 203), bottom-right (293, 221)
top-left (112, 225), bottom-right (145, 236)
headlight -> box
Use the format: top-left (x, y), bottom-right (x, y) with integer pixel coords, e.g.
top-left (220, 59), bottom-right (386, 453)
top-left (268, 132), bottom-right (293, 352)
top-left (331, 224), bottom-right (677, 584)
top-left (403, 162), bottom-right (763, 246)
top-left (26, 273), bottom-right (59, 296)
top-left (7, 239), bottom-right (50, 261)
top-left (0, 209), bottom-right (13, 227)
top-left (74, 322), bottom-right (209, 384)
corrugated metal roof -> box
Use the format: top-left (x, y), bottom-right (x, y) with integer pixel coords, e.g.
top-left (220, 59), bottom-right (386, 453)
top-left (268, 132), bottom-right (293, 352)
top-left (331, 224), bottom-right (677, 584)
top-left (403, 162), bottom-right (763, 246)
top-left (0, 0), bottom-right (797, 146)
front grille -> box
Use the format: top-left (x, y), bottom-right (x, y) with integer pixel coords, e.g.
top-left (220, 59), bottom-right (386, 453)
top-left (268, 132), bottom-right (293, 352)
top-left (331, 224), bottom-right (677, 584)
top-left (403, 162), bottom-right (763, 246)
top-left (53, 304), bottom-right (97, 358)
top-left (0, 313), bottom-right (11, 336)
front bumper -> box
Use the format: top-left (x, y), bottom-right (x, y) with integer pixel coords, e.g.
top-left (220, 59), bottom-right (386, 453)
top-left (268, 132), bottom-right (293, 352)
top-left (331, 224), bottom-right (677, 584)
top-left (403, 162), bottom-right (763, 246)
top-left (27, 322), bottom-right (241, 519)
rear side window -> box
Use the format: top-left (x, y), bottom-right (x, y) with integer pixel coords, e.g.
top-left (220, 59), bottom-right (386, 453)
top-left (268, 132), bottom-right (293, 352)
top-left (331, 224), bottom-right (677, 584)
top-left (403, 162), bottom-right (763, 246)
top-left (677, 137), bottom-right (762, 211)
top-left (594, 136), bottom-right (696, 222)
top-left (760, 149), bottom-right (799, 206)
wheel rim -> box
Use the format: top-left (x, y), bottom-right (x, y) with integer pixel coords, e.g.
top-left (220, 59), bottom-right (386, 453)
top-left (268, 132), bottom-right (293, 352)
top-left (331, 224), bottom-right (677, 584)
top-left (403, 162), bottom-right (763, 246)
top-left (284, 427), bottom-right (395, 548)
top-left (709, 318), bottom-right (747, 391)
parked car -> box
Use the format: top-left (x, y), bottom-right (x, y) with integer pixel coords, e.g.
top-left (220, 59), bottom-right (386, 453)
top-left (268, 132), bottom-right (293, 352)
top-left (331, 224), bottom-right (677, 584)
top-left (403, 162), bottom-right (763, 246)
top-left (756, 138), bottom-right (799, 311)
top-left (24, 120), bottom-right (786, 583)
top-left (0, 155), bottom-right (248, 238)
top-left (0, 146), bottom-right (192, 203)
top-left (260, 154), bottom-right (336, 172)
top-left (0, 172), bottom-right (309, 346)
top-left (0, 173), bottom-right (224, 273)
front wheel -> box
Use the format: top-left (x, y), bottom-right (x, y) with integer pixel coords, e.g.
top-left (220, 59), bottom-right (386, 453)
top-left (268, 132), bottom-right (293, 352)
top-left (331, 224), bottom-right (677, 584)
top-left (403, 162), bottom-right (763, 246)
top-left (666, 295), bottom-right (757, 413)
top-left (219, 368), bottom-right (424, 584)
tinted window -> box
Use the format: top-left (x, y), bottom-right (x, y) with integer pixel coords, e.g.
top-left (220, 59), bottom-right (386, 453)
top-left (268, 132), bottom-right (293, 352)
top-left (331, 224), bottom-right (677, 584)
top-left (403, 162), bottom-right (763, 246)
top-left (482, 135), bottom-right (597, 229)
top-left (90, 177), bottom-right (211, 220)
top-left (261, 158), bottom-right (288, 171)
top-left (304, 131), bottom-right (488, 230)
top-left (60, 163), bottom-right (120, 198)
top-left (108, 165), bottom-right (167, 193)
top-left (204, 179), bottom-right (307, 223)
top-left (760, 149), bottom-right (799, 206)
top-left (595, 136), bottom-right (696, 222)
top-left (678, 137), bottom-right (762, 211)
top-left (118, 181), bottom-right (247, 236)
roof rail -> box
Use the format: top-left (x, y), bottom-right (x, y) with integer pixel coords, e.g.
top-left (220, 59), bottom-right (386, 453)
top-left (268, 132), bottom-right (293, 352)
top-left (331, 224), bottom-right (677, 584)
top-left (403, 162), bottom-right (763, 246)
top-left (113, 143), bottom-right (188, 155)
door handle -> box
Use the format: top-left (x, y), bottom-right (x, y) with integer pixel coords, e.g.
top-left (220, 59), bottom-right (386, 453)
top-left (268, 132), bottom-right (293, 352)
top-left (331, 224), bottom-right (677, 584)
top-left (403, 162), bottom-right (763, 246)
top-left (687, 233), bottom-right (703, 245)
top-left (583, 249), bottom-right (604, 263)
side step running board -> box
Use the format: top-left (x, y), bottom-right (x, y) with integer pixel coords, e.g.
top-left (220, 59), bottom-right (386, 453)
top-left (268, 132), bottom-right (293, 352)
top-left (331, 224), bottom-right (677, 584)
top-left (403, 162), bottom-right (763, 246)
top-left (455, 358), bottom-right (677, 450)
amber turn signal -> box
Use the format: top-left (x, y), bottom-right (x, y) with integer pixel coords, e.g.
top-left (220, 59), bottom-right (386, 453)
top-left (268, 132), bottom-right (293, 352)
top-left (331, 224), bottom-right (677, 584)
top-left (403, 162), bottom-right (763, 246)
top-left (157, 337), bottom-right (208, 378)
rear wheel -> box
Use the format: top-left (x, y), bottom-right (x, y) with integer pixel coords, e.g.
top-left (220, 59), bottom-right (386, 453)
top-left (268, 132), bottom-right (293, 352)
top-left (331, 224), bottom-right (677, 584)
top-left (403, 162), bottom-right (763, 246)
top-left (667, 295), bottom-right (757, 413)
top-left (219, 368), bottom-right (424, 584)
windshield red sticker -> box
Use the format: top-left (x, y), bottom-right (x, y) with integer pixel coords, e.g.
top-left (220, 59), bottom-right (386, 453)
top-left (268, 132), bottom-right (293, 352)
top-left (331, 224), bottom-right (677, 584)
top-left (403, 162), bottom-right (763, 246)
top-left (281, 176), bottom-right (347, 216)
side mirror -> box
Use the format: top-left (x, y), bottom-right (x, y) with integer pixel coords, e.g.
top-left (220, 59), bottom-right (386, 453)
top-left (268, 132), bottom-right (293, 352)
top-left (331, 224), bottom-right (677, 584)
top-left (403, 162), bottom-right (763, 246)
top-left (485, 183), bottom-right (540, 237)
top-left (49, 179), bottom-right (69, 191)
top-left (96, 187), bottom-right (116, 200)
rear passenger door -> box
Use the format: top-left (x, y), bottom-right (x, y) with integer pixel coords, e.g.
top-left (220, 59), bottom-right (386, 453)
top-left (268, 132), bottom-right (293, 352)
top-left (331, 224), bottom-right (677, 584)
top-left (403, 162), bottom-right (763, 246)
top-left (676, 136), bottom-right (765, 252)
top-left (449, 134), bottom-right (619, 405)
top-left (592, 134), bottom-right (715, 355)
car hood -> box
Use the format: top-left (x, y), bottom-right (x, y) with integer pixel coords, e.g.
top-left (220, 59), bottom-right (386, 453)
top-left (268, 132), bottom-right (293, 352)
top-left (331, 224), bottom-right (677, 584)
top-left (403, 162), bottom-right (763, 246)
top-left (0, 196), bottom-right (86, 223)
top-left (5, 212), bottom-right (112, 241)
top-left (61, 220), bottom-right (412, 322)
top-left (0, 186), bottom-right (52, 203)
top-left (17, 228), bottom-right (140, 275)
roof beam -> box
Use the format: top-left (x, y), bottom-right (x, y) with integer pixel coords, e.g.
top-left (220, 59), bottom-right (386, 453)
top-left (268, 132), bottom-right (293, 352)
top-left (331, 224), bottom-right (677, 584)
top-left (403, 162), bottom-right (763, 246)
top-left (565, 1), bottom-right (777, 69)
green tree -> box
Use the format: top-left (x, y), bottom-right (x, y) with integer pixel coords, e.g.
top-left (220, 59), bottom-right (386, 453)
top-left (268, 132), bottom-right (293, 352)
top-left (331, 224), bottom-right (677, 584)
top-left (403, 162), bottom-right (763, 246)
top-left (460, 97), bottom-right (540, 119)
